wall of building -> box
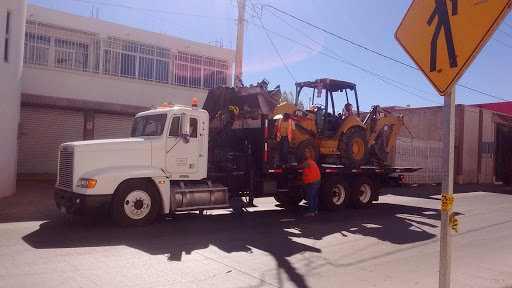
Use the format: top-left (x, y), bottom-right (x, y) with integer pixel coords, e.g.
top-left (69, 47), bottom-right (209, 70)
top-left (461, 106), bottom-right (480, 183)
top-left (22, 67), bottom-right (209, 109)
top-left (0, 0), bottom-right (26, 198)
top-left (25, 5), bottom-right (235, 65)
top-left (391, 105), bottom-right (509, 184)
top-left (6, 4), bottom-right (236, 186)
top-left (22, 5), bottom-right (236, 109)
top-left (395, 106), bottom-right (444, 142)
top-left (481, 109), bottom-right (495, 183)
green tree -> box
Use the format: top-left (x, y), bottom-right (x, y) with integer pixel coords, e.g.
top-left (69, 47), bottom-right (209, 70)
top-left (280, 91), bottom-right (305, 110)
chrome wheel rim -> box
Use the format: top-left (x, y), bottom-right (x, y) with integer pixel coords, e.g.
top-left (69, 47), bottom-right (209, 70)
top-left (358, 184), bottom-right (372, 203)
top-left (123, 190), bottom-right (151, 220)
top-left (332, 184), bottom-right (346, 205)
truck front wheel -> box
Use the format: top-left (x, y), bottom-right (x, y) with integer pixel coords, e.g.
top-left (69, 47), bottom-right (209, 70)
top-left (112, 180), bottom-right (161, 226)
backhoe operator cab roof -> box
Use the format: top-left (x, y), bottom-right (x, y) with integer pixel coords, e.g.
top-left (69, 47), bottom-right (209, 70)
top-left (295, 78), bottom-right (360, 118)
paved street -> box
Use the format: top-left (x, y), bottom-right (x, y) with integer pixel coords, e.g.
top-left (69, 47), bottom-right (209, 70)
top-left (0, 181), bottom-right (511, 288)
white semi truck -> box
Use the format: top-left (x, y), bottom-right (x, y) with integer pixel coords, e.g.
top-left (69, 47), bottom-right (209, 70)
top-left (55, 83), bottom-right (419, 226)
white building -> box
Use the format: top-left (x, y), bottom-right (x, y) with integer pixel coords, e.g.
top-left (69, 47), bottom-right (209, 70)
top-left (0, 2), bottom-right (236, 197)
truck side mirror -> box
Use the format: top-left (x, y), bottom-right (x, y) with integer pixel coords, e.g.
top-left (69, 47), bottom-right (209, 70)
top-left (180, 113), bottom-right (190, 143)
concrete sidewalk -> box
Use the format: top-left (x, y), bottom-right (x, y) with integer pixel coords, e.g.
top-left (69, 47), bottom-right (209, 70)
top-left (0, 180), bottom-right (59, 223)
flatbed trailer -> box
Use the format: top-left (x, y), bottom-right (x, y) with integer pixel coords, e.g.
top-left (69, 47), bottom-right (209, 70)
top-left (207, 114), bottom-right (420, 211)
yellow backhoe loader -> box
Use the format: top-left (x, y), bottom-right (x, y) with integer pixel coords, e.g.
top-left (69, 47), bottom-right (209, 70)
top-left (269, 78), bottom-right (404, 167)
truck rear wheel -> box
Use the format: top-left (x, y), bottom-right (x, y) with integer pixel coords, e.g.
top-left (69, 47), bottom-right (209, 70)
top-left (319, 179), bottom-right (350, 211)
top-left (350, 176), bottom-right (375, 208)
top-left (274, 189), bottom-right (303, 207)
top-left (112, 179), bottom-right (161, 226)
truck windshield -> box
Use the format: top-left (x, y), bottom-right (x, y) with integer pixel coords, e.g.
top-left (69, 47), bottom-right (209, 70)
top-left (131, 114), bottom-right (167, 137)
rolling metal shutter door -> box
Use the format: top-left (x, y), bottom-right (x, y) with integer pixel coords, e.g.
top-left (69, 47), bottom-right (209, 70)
top-left (18, 107), bottom-right (84, 174)
top-left (94, 113), bottom-right (134, 140)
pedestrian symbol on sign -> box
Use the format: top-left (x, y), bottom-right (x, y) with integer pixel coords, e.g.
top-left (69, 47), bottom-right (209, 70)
top-left (428, 0), bottom-right (458, 72)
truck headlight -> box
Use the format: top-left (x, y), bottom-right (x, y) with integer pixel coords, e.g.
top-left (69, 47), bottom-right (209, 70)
top-left (76, 178), bottom-right (97, 188)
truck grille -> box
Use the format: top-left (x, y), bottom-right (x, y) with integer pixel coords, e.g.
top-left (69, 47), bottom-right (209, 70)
top-left (58, 148), bottom-right (74, 190)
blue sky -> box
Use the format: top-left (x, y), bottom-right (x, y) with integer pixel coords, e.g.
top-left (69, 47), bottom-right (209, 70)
top-left (27, 0), bottom-right (512, 111)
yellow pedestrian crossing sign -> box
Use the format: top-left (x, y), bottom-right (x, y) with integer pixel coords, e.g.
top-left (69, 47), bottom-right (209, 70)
top-left (395, 0), bottom-right (512, 95)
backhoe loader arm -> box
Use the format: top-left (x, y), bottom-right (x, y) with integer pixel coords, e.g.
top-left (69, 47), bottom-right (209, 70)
top-left (364, 106), bottom-right (404, 153)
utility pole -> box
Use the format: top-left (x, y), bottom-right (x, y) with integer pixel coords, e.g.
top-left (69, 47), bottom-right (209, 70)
top-left (234, 0), bottom-right (246, 88)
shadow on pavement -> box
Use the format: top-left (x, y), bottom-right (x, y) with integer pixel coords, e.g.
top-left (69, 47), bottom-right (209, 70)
top-left (382, 183), bottom-right (512, 200)
top-left (22, 202), bottom-right (441, 288)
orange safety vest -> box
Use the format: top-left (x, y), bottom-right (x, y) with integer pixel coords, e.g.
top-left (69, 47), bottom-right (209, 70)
top-left (303, 159), bottom-right (321, 184)
top-left (276, 118), bottom-right (293, 141)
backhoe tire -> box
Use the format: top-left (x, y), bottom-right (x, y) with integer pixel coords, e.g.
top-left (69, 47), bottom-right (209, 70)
top-left (295, 140), bottom-right (320, 164)
top-left (319, 178), bottom-right (350, 211)
top-left (338, 128), bottom-right (369, 168)
top-left (111, 179), bottom-right (161, 227)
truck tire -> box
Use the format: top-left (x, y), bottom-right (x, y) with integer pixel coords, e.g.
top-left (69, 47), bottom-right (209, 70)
top-left (112, 179), bottom-right (161, 226)
top-left (350, 176), bottom-right (375, 208)
top-left (319, 178), bottom-right (350, 211)
top-left (295, 140), bottom-right (320, 164)
top-left (338, 128), bottom-right (369, 168)
top-left (274, 190), bottom-right (303, 207)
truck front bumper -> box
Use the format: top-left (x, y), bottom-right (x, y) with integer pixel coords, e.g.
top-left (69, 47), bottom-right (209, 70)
top-left (55, 188), bottom-right (112, 216)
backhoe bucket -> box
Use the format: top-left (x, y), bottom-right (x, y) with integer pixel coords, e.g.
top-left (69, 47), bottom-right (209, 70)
top-left (202, 81), bottom-right (281, 117)
top-left (237, 85), bottom-right (281, 115)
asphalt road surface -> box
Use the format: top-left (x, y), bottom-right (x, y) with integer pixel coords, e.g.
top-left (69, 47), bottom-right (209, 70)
top-left (0, 181), bottom-right (511, 288)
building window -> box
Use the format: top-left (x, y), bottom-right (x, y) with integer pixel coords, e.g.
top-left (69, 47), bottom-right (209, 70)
top-left (4, 11), bottom-right (11, 62)
top-left (20, 20), bottom-right (230, 90)
top-left (54, 38), bottom-right (89, 71)
top-left (103, 37), bottom-right (171, 82)
top-left (174, 52), bottom-right (229, 89)
top-left (24, 32), bottom-right (51, 66)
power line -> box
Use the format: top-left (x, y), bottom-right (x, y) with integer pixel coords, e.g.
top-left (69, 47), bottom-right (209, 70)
top-left (498, 28), bottom-right (512, 38)
top-left (493, 38), bottom-right (512, 49)
top-left (457, 84), bottom-right (510, 102)
top-left (246, 19), bottom-right (442, 105)
top-left (70, 0), bottom-right (236, 21)
top-left (502, 22), bottom-right (512, 29)
top-left (263, 8), bottom-right (441, 101)
top-left (262, 4), bottom-right (509, 102)
top-left (263, 4), bottom-right (419, 70)
top-left (257, 17), bottom-right (297, 83)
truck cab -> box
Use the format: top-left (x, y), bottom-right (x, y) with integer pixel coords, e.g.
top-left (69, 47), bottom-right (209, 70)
top-left (55, 102), bottom-right (229, 226)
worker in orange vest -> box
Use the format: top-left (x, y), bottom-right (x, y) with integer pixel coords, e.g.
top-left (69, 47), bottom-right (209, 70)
top-left (287, 155), bottom-right (321, 216)
top-left (274, 113), bottom-right (295, 164)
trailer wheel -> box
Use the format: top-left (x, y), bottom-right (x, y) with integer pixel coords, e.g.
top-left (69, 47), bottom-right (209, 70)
top-left (295, 140), bottom-right (320, 164)
top-left (112, 179), bottom-right (161, 226)
top-left (319, 179), bottom-right (350, 211)
top-left (350, 176), bottom-right (375, 208)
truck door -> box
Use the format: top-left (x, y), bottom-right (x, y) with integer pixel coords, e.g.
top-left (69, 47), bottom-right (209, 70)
top-left (166, 114), bottom-right (199, 175)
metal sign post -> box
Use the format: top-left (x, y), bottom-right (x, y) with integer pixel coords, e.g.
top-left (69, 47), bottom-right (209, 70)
top-left (440, 87), bottom-right (455, 288)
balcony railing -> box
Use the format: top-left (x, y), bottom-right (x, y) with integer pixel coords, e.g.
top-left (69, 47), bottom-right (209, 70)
top-left (24, 20), bottom-right (230, 90)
